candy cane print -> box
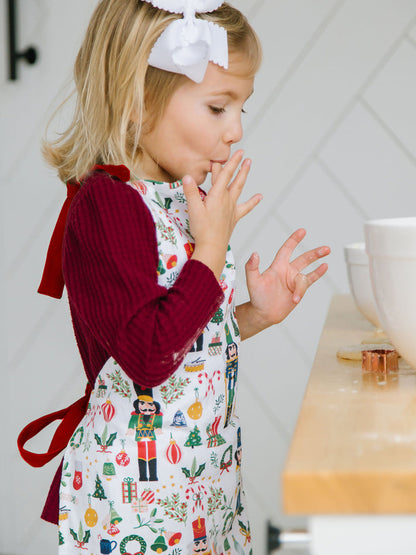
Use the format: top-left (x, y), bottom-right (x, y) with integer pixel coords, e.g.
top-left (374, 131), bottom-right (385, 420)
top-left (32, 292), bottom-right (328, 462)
top-left (185, 484), bottom-right (207, 513)
top-left (198, 370), bottom-right (221, 398)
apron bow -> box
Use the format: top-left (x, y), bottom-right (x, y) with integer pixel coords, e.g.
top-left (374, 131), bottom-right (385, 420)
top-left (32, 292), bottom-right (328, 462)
top-left (17, 383), bottom-right (93, 467)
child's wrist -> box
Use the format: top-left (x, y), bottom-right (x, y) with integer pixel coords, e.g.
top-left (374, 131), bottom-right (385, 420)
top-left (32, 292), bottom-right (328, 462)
top-left (191, 244), bottom-right (226, 281)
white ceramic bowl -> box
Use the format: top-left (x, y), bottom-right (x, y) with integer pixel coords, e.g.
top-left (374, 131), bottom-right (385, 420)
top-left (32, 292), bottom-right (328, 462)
top-left (344, 242), bottom-right (381, 328)
top-left (365, 217), bottom-right (416, 369)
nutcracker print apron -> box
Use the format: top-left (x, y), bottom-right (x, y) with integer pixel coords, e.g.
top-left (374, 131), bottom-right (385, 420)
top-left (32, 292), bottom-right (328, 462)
top-left (59, 178), bottom-right (252, 555)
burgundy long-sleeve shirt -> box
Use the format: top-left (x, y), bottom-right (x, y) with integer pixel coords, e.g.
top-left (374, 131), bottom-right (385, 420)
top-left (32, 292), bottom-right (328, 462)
top-left (42, 168), bottom-right (224, 523)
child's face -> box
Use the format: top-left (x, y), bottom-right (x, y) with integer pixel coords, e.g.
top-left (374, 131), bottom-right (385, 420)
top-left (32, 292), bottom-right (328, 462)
top-left (139, 55), bottom-right (254, 185)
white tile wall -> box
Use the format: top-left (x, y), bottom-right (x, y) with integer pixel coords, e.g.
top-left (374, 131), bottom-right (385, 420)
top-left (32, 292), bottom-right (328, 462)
top-left (363, 39), bottom-right (416, 158)
top-left (2, 1), bottom-right (416, 554)
top-left (320, 103), bottom-right (416, 220)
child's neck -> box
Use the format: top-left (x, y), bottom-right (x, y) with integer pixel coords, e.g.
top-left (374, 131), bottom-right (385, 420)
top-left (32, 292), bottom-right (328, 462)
top-left (133, 156), bottom-right (174, 184)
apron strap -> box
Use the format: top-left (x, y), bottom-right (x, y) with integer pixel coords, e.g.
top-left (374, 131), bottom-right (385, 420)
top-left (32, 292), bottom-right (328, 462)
top-left (37, 182), bottom-right (81, 299)
top-left (17, 383), bottom-right (93, 467)
top-left (37, 164), bottom-right (130, 299)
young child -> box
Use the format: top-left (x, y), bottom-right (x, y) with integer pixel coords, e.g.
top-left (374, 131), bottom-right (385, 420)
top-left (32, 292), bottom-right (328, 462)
top-left (18, 1), bottom-right (330, 553)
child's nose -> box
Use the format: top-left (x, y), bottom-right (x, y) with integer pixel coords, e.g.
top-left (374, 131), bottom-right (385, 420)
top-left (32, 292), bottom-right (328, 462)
top-left (224, 116), bottom-right (243, 144)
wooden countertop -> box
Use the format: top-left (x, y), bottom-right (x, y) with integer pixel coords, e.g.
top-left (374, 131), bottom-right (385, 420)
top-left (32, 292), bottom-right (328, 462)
top-left (282, 294), bottom-right (416, 514)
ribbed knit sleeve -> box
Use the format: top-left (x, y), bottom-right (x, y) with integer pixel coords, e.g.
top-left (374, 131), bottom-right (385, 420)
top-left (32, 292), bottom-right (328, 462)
top-left (62, 172), bottom-right (224, 387)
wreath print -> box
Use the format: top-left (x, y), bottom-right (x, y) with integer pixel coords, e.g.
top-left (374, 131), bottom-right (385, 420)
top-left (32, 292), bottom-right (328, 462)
top-left (69, 426), bottom-right (84, 449)
top-left (120, 534), bottom-right (147, 554)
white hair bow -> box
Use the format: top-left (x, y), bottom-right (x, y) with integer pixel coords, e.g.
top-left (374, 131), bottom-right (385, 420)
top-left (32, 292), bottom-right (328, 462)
top-left (144, 0), bottom-right (228, 83)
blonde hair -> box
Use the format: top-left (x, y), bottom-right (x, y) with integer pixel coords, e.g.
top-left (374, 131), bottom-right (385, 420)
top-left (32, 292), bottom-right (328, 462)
top-left (43, 0), bottom-right (262, 183)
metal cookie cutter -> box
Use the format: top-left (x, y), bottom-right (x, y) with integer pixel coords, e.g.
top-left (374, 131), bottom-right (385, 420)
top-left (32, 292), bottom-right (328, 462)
top-left (362, 348), bottom-right (398, 373)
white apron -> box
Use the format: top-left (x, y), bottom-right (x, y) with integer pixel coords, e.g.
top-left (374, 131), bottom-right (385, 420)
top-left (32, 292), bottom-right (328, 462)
top-left (58, 177), bottom-right (252, 555)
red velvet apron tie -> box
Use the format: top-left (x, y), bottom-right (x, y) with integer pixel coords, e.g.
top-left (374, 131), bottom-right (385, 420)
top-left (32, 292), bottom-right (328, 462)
top-left (37, 164), bottom-right (130, 299)
top-left (17, 383), bottom-right (93, 467)
top-left (37, 181), bottom-right (81, 299)
top-left (18, 165), bottom-right (130, 465)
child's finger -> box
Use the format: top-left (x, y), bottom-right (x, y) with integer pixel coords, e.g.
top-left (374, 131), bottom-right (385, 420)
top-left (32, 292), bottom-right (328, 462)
top-left (245, 251), bottom-right (261, 289)
top-left (211, 162), bottom-right (222, 184)
top-left (291, 246), bottom-right (331, 274)
top-left (292, 263), bottom-right (329, 303)
top-left (292, 272), bottom-right (309, 304)
top-left (236, 193), bottom-right (263, 221)
top-left (213, 150), bottom-right (244, 189)
top-left (273, 229), bottom-right (306, 266)
top-left (228, 158), bottom-right (252, 201)
top-left (306, 262), bottom-right (329, 285)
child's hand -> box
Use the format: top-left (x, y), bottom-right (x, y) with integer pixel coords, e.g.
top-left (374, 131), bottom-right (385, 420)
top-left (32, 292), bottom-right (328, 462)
top-left (182, 150), bottom-right (262, 279)
top-left (237, 229), bottom-right (330, 339)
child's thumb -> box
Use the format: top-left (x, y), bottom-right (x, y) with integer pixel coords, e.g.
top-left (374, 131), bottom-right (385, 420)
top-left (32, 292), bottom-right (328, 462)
top-left (245, 252), bottom-right (260, 285)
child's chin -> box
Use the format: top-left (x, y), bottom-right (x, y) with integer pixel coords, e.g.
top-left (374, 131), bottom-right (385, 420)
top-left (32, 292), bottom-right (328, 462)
top-left (199, 171), bottom-right (210, 185)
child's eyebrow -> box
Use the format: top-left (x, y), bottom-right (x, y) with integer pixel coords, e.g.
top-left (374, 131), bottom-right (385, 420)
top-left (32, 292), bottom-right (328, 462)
top-left (208, 89), bottom-right (254, 101)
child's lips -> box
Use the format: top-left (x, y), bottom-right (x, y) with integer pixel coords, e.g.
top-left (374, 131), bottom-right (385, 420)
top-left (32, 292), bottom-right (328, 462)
top-left (210, 159), bottom-right (227, 171)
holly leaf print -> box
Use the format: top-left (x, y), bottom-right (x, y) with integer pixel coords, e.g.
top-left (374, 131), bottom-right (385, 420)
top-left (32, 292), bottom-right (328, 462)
top-left (181, 467), bottom-right (191, 479)
top-left (107, 432), bottom-right (117, 447)
top-left (69, 529), bottom-right (78, 542)
top-left (83, 529), bottom-right (91, 544)
top-left (94, 434), bottom-right (102, 446)
top-left (194, 462), bottom-right (206, 477)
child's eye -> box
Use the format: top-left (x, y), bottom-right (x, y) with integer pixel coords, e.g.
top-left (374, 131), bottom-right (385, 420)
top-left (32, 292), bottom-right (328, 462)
top-left (209, 105), bottom-right (225, 115)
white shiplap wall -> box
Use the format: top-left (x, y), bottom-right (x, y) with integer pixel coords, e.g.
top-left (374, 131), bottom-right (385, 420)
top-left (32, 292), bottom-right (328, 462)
top-left (1, 1), bottom-right (416, 554)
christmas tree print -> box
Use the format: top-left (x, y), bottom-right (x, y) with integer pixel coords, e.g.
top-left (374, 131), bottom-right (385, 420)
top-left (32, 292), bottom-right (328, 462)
top-left (157, 493), bottom-right (187, 524)
top-left (184, 426), bottom-right (203, 448)
top-left (106, 368), bottom-right (132, 399)
top-left (92, 474), bottom-right (107, 500)
top-left (211, 307), bottom-right (224, 324)
top-left (159, 375), bottom-right (190, 406)
top-left (59, 531), bottom-right (65, 545)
